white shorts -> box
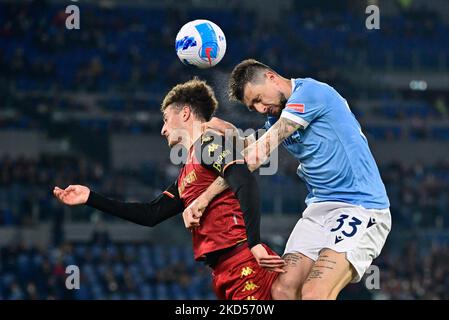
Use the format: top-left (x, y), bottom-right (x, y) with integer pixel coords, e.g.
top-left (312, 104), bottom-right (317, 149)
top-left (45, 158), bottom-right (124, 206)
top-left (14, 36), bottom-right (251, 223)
top-left (283, 201), bottom-right (391, 283)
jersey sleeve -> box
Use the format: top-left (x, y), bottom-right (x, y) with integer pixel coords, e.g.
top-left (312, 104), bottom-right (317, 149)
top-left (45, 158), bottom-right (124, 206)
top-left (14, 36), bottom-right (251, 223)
top-left (195, 130), bottom-right (246, 177)
top-left (280, 87), bottom-right (324, 129)
top-left (86, 181), bottom-right (184, 227)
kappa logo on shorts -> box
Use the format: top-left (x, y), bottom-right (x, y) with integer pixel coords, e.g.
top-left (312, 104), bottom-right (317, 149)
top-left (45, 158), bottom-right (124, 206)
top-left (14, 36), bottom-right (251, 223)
top-left (240, 266), bottom-right (255, 278)
top-left (242, 281), bottom-right (259, 292)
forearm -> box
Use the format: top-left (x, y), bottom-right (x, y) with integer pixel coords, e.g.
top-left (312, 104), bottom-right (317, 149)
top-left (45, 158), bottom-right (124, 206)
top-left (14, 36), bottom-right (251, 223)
top-left (243, 134), bottom-right (256, 149)
top-left (86, 191), bottom-right (181, 227)
top-left (243, 140), bottom-right (269, 172)
top-left (200, 177), bottom-right (229, 203)
top-left (243, 117), bottom-right (302, 172)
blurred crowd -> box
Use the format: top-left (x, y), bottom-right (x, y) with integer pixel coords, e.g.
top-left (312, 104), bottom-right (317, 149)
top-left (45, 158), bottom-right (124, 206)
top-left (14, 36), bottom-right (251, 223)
top-left (1, 1), bottom-right (449, 138)
top-left (1, 0), bottom-right (449, 300)
top-left (2, 236), bottom-right (449, 300)
top-left (372, 240), bottom-right (449, 300)
top-left (0, 154), bottom-right (171, 225)
top-left (0, 236), bottom-right (213, 300)
top-left (1, 154), bottom-right (449, 229)
top-left (383, 161), bottom-right (449, 228)
top-left (1, 1), bottom-right (447, 91)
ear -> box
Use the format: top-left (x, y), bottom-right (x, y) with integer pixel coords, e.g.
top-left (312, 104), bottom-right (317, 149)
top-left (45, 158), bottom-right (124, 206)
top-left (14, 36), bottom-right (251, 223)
top-left (265, 71), bottom-right (277, 82)
top-left (181, 105), bottom-right (191, 122)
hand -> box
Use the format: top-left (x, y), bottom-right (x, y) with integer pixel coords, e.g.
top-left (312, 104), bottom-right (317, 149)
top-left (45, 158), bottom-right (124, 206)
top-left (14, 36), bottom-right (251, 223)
top-left (182, 197), bottom-right (209, 230)
top-left (202, 117), bottom-right (238, 136)
top-left (53, 185), bottom-right (90, 206)
top-left (244, 142), bottom-right (261, 171)
top-left (182, 209), bottom-right (200, 230)
top-left (250, 244), bottom-right (286, 273)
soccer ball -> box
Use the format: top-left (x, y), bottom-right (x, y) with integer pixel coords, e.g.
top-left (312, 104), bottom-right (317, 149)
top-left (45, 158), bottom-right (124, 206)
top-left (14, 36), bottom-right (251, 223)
top-left (175, 19), bottom-right (226, 69)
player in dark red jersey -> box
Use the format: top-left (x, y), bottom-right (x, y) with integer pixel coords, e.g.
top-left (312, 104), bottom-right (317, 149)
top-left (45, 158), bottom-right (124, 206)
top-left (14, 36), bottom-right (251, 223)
top-left (53, 79), bottom-right (285, 300)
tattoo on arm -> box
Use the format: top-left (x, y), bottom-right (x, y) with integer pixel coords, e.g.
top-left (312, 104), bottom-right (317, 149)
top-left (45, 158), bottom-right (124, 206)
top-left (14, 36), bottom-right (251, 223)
top-left (203, 177), bottom-right (229, 202)
top-left (215, 177), bottom-right (228, 188)
top-left (244, 117), bottom-right (302, 171)
top-left (272, 117), bottom-right (303, 142)
top-left (244, 134), bottom-right (256, 149)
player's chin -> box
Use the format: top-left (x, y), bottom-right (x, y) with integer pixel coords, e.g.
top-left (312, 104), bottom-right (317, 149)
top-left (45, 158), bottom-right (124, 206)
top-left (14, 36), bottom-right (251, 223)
top-left (269, 110), bottom-right (282, 117)
top-left (167, 139), bottom-right (178, 148)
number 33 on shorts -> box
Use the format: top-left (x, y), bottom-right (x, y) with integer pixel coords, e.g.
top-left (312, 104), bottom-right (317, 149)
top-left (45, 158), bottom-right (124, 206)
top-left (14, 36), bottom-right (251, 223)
top-left (329, 213), bottom-right (371, 245)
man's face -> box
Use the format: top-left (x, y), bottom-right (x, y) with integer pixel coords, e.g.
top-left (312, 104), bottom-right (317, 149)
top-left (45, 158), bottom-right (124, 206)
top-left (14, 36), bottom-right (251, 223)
top-left (161, 105), bottom-right (187, 148)
top-left (243, 75), bottom-right (287, 117)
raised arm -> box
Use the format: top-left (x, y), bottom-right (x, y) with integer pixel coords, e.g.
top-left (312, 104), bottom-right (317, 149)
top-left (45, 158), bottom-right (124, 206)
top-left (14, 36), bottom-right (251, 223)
top-left (184, 117), bottom-right (301, 225)
top-left (244, 117), bottom-right (302, 172)
top-left (53, 182), bottom-right (184, 227)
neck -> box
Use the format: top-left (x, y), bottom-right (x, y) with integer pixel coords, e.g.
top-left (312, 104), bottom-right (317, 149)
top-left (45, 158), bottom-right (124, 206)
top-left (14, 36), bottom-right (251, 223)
top-left (279, 76), bottom-right (293, 99)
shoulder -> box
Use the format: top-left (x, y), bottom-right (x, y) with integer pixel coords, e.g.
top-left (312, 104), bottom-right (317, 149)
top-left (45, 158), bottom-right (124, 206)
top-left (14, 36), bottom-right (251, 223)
top-left (194, 130), bottom-right (245, 176)
top-left (194, 130), bottom-right (237, 162)
top-left (289, 77), bottom-right (330, 102)
top-left (198, 130), bottom-right (226, 151)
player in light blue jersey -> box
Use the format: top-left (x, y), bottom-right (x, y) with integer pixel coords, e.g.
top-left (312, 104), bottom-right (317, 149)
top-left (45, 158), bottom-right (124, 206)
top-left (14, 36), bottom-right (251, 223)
top-left (261, 80), bottom-right (389, 209)
top-left (182, 59), bottom-right (391, 300)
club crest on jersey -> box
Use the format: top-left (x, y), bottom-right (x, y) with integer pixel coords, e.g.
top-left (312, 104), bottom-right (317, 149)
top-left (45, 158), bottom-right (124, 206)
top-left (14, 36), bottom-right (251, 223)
top-left (286, 103), bottom-right (305, 113)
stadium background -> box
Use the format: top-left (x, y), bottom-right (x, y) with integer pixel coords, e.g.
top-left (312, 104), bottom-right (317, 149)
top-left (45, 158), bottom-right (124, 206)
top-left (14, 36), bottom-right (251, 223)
top-left (1, 0), bottom-right (448, 300)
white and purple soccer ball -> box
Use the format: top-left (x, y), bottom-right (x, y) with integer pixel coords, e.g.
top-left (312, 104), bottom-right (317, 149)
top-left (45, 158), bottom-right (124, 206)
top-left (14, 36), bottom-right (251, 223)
top-left (175, 19), bottom-right (226, 68)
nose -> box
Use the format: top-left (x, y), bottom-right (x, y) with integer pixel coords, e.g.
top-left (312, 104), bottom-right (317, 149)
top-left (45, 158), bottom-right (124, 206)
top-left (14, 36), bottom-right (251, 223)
top-left (161, 124), bottom-right (167, 136)
top-left (254, 102), bottom-right (268, 114)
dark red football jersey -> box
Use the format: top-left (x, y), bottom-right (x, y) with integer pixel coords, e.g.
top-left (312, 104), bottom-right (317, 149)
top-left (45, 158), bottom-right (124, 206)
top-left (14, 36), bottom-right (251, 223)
top-left (177, 134), bottom-right (247, 261)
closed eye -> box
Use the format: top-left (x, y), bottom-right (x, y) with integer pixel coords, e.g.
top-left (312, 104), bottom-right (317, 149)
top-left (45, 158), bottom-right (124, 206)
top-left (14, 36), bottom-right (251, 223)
top-left (247, 97), bottom-right (261, 112)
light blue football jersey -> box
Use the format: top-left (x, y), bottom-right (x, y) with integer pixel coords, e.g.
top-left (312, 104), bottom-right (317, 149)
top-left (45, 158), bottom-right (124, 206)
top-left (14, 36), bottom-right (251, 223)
top-left (264, 78), bottom-right (390, 209)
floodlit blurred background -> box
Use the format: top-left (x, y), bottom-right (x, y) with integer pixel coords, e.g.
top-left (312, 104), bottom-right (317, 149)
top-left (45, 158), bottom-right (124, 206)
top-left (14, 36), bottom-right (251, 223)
top-left (1, 0), bottom-right (449, 299)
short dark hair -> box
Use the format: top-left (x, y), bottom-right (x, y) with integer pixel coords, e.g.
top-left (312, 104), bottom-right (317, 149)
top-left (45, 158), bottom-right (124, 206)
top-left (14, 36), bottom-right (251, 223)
top-left (161, 78), bottom-right (218, 121)
top-left (228, 59), bottom-right (273, 102)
